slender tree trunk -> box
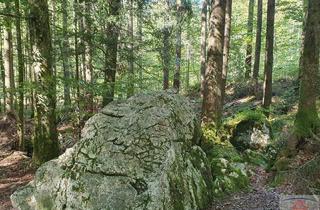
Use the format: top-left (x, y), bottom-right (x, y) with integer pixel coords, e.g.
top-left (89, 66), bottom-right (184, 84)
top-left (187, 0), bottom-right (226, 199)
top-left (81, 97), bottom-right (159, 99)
top-left (200, 0), bottom-right (208, 97)
top-left (15, 0), bottom-right (25, 151)
top-left (298, 0), bottom-right (309, 79)
top-left (294, 0), bottom-right (320, 138)
top-left (0, 28), bottom-right (5, 112)
top-left (29, 0), bottom-right (59, 165)
top-left (127, 0), bottom-right (134, 98)
top-left (202, 0), bottom-right (226, 125)
top-left (262, 0), bottom-right (275, 111)
top-left (245, 0), bottom-right (254, 79)
top-left (74, 0), bottom-right (81, 139)
top-left (162, 27), bottom-right (171, 90)
top-left (3, 2), bottom-right (14, 112)
top-left (186, 43), bottom-right (190, 89)
top-left (83, 0), bottom-right (94, 110)
top-left (27, 15), bottom-right (35, 119)
top-left (173, 0), bottom-right (182, 91)
top-left (50, 0), bottom-right (57, 76)
top-left (79, 13), bottom-right (86, 82)
top-left (103, 0), bottom-right (121, 106)
top-left (252, 0), bottom-right (263, 94)
top-left (137, 0), bottom-right (143, 90)
top-left (61, 0), bottom-right (71, 106)
top-left (221, 0), bottom-right (232, 104)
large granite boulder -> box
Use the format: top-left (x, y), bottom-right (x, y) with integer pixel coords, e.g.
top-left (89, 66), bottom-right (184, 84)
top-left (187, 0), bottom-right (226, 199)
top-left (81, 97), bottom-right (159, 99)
top-left (11, 92), bottom-right (213, 210)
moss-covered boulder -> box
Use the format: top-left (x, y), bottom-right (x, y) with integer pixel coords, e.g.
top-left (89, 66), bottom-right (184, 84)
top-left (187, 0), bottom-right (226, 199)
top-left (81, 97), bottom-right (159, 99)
top-left (226, 110), bottom-right (271, 152)
top-left (11, 92), bottom-right (213, 210)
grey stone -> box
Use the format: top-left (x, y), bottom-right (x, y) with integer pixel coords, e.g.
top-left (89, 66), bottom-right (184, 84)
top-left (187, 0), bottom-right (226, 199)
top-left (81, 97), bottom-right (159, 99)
top-left (11, 92), bottom-right (212, 210)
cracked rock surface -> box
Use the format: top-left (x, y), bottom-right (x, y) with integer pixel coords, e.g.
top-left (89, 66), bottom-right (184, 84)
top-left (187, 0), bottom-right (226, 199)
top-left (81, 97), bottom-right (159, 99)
top-left (11, 92), bottom-right (213, 210)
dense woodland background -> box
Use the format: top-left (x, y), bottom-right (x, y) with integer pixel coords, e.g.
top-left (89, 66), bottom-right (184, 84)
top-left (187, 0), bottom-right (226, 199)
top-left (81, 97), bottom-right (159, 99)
top-left (1, 0), bottom-right (320, 207)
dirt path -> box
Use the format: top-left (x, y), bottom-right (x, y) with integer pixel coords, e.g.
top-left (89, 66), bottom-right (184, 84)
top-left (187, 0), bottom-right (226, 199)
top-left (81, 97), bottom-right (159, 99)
top-left (209, 167), bottom-right (291, 210)
top-left (0, 118), bottom-right (34, 210)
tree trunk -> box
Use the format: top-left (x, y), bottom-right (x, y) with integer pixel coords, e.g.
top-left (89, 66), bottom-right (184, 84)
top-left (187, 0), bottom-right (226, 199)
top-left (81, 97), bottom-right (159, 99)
top-left (202, 0), bottom-right (226, 125)
top-left (294, 0), bottom-right (320, 138)
top-left (83, 0), bottom-right (94, 111)
top-left (29, 0), bottom-right (59, 165)
top-left (79, 13), bottom-right (86, 82)
top-left (3, 2), bottom-right (14, 112)
top-left (137, 0), bottom-right (143, 90)
top-left (262, 0), bottom-right (275, 111)
top-left (252, 0), bottom-right (263, 94)
top-left (221, 0), bottom-right (232, 105)
top-left (15, 0), bottom-right (25, 151)
top-left (173, 0), bottom-right (182, 91)
top-left (298, 0), bottom-right (309, 79)
top-left (50, 0), bottom-right (57, 77)
top-left (200, 0), bottom-right (208, 97)
top-left (244, 0), bottom-right (254, 79)
top-left (103, 0), bottom-right (121, 106)
top-left (0, 28), bottom-right (5, 112)
top-left (162, 27), bottom-right (171, 90)
top-left (61, 0), bottom-right (71, 106)
top-left (186, 43), bottom-right (190, 89)
top-left (27, 13), bottom-right (35, 119)
top-left (127, 0), bottom-right (134, 98)
top-left (74, 0), bottom-right (81, 140)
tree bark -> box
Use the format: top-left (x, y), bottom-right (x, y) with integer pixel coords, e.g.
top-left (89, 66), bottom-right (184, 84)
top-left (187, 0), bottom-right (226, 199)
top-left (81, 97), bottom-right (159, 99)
top-left (0, 27), bottom-right (5, 112)
top-left (253, 0), bottom-right (263, 94)
top-left (137, 0), bottom-right (143, 90)
top-left (50, 0), bottom-right (57, 77)
top-left (173, 0), bottom-right (182, 91)
top-left (221, 0), bottom-right (232, 105)
top-left (103, 0), bottom-right (121, 106)
top-left (61, 0), bottom-right (71, 106)
top-left (29, 0), bottom-right (59, 165)
top-left (127, 0), bottom-right (134, 98)
top-left (162, 27), bottom-right (171, 90)
top-left (262, 0), bottom-right (275, 111)
top-left (83, 0), bottom-right (93, 111)
top-left (27, 12), bottom-right (35, 119)
top-left (245, 0), bottom-right (254, 79)
top-left (3, 2), bottom-right (14, 112)
top-left (298, 0), bottom-right (308, 79)
top-left (200, 0), bottom-right (208, 97)
top-left (294, 0), bottom-right (320, 138)
top-left (15, 0), bottom-right (25, 151)
top-left (202, 0), bottom-right (226, 125)
top-left (74, 0), bottom-right (81, 140)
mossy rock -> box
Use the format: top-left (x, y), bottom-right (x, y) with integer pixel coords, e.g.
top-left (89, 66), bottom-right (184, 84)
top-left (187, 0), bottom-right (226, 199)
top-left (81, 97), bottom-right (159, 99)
top-left (225, 110), bottom-right (272, 152)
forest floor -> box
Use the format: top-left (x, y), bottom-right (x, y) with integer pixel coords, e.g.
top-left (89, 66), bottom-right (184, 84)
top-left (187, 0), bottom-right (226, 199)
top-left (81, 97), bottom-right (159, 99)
top-left (0, 116), bottom-right (34, 210)
top-left (209, 166), bottom-right (292, 210)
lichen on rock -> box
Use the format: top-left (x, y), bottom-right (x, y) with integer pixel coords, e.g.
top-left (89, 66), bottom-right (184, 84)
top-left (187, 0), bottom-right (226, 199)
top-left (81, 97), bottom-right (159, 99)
top-left (11, 92), bottom-right (213, 210)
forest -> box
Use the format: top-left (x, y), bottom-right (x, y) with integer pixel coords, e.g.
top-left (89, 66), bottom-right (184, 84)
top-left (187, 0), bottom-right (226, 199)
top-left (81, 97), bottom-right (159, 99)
top-left (0, 0), bottom-right (319, 209)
